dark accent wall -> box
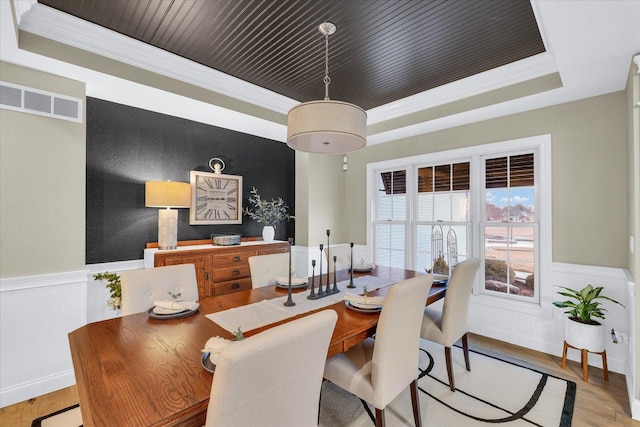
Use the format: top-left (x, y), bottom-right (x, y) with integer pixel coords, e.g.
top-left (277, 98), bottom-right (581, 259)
top-left (86, 98), bottom-right (295, 264)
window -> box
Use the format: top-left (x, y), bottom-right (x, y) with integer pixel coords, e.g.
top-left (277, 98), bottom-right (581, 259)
top-left (368, 135), bottom-right (550, 308)
top-left (374, 170), bottom-right (406, 269)
top-left (482, 153), bottom-right (537, 300)
top-left (416, 162), bottom-right (471, 275)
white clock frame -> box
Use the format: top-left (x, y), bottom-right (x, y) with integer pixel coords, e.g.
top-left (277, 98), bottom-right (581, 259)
top-left (189, 170), bottom-right (243, 225)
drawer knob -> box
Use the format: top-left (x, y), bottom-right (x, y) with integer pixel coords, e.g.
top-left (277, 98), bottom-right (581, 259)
top-left (233, 256), bottom-right (241, 262)
top-left (232, 283), bottom-right (240, 289)
top-left (232, 269), bottom-right (241, 275)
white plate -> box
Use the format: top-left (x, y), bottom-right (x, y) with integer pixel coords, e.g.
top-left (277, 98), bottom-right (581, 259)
top-left (349, 299), bottom-right (384, 310)
top-left (275, 277), bottom-right (308, 288)
top-left (147, 305), bottom-right (199, 319)
top-left (345, 301), bottom-right (382, 313)
top-left (201, 352), bottom-right (215, 373)
top-left (352, 264), bottom-right (375, 272)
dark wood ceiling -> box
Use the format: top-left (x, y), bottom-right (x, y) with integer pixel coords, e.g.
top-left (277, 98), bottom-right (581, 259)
top-left (38, 0), bottom-right (545, 111)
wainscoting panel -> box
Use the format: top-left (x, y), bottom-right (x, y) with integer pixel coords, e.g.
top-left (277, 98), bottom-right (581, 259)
top-left (0, 261), bottom-right (144, 408)
top-left (0, 271), bottom-right (87, 408)
top-left (468, 262), bottom-right (631, 375)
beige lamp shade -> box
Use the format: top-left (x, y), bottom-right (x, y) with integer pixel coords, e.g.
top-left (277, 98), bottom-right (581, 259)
top-left (145, 181), bottom-right (191, 208)
top-left (286, 100), bottom-right (367, 153)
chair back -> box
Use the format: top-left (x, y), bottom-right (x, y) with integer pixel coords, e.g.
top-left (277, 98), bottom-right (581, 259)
top-left (206, 310), bottom-right (338, 427)
top-left (120, 264), bottom-right (199, 315)
top-left (248, 252), bottom-right (292, 288)
top-left (441, 258), bottom-right (480, 344)
top-left (323, 245), bottom-right (351, 273)
top-left (371, 275), bottom-right (433, 408)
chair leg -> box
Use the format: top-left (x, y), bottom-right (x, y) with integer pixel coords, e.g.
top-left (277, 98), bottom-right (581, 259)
top-left (375, 407), bottom-right (385, 427)
top-left (461, 333), bottom-right (471, 371)
top-left (410, 379), bottom-right (422, 427)
top-left (318, 381), bottom-right (323, 425)
top-left (444, 346), bottom-right (455, 391)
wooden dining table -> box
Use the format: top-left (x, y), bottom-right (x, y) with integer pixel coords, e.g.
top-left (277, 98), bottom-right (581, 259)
top-left (68, 266), bottom-right (446, 427)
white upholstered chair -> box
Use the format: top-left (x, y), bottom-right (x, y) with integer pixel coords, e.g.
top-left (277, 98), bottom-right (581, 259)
top-left (323, 275), bottom-right (433, 427)
top-left (205, 309), bottom-right (338, 427)
top-left (120, 264), bottom-right (199, 315)
top-left (420, 258), bottom-right (480, 392)
top-left (248, 252), bottom-right (292, 288)
top-left (323, 245), bottom-right (351, 273)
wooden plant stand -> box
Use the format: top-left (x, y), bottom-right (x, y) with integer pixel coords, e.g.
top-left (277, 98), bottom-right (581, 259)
top-left (561, 340), bottom-right (608, 382)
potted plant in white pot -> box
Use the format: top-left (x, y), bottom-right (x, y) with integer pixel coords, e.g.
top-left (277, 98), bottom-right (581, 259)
top-left (243, 187), bottom-right (293, 242)
top-left (553, 284), bottom-right (624, 352)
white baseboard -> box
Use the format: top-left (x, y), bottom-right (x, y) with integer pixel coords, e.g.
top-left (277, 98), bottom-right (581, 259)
top-left (469, 323), bottom-right (627, 374)
top-left (0, 369), bottom-right (75, 408)
top-left (632, 398), bottom-right (640, 421)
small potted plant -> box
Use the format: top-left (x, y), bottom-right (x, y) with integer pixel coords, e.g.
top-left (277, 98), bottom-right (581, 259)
top-left (553, 284), bottom-right (624, 352)
top-left (242, 187), bottom-right (293, 242)
top-left (93, 271), bottom-right (122, 310)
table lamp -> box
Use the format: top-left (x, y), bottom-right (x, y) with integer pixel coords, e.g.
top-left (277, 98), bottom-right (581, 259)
top-left (145, 181), bottom-right (191, 250)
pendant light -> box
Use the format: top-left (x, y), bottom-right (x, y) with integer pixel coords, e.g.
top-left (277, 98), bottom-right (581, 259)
top-left (287, 22), bottom-right (367, 153)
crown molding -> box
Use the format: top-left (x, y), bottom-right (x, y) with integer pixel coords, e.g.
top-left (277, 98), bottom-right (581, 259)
top-left (18, 3), bottom-right (298, 114)
top-left (366, 52), bottom-right (558, 124)
top-left (12, 0), bottom-right (36, 23)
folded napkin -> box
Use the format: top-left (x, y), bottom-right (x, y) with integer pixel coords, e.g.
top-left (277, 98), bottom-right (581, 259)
top-left (275, 276), bottom-right (307, 286)
top-left (202, 336), bottom-right (233, 364)
top-left (344, 293), bottom-right (385, 308)
top-left (153, 300), bottom-right (199, 313)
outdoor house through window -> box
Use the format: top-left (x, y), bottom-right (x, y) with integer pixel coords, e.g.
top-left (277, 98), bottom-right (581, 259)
top-left (482, 153), bottom-right (537, 300)
top-left (369, 136), bottom-right (550, 306)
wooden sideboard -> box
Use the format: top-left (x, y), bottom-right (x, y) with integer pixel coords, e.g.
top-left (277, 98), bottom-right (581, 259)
top-left (147, 239), bottom-right (289, 298)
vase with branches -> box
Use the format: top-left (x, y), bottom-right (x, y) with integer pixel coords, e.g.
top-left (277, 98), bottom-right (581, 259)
top-left (243, 187), bottom-right (292, 228)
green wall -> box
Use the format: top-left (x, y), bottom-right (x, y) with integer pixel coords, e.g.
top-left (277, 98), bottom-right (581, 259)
top-left (342, 92), bottom-right (628, 268)
top-left (0, 61), bottom-right (86, 277)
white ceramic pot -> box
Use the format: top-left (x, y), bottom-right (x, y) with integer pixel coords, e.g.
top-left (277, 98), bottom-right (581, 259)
top-left (564, 317), bottom-right (605, 352)
top-left (262, 225), bottom-right (275, 242)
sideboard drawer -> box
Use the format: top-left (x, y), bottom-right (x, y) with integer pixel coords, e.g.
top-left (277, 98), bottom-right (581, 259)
top-left (213, 265), bottom-right (251, 282)
top-left (213, 277), bottom-right (252, 295)
top-left (213, 252), bottom-right (254, 268)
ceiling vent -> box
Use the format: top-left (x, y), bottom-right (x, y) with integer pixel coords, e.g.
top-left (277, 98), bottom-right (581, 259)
top-left (0, 81), bottom-right (83, 123)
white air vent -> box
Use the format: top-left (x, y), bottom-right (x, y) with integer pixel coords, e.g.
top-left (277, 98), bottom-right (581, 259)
top-left (0, 81), bottom-right (82, 123)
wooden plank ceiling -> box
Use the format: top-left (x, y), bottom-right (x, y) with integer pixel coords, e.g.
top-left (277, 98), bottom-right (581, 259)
top-left (38, 0), bottom-right (545, 111)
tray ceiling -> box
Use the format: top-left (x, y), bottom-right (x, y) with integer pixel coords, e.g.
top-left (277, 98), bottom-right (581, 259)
top-left (38, 0), bottom-right (545, 111)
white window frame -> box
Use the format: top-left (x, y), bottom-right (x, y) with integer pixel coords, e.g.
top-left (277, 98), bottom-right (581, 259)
top-left (366, 134), bottom-right (552, 316)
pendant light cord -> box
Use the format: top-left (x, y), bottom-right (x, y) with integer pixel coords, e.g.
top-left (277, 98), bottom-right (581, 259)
top-left (324, 31), bottom-right (331, 100)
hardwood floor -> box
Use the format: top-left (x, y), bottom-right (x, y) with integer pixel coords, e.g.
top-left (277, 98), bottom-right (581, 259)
top-left (0, 333), bottom-right (637, 427)
top-left (469, 334), bottom-right (638, 427)
top-left (0, 385), bottom-right (78, 427)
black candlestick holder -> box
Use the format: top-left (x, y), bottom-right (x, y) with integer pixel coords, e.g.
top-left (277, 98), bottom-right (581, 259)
top-left (331, 255), bottom-right (339, 294)
top-left (284, 238), bottom-right (295, 307)
top-left (308, 260), bottom-right (316, 299)
top-left (347, 242), bottom-right (356, 288)
top-left (317, 244), bottom-right (324, 297)
top-left (308, 243), bottom-right (339, 300)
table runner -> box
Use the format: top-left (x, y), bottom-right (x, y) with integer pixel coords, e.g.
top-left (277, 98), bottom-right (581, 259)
top-left (206, 275), bottom-right (393, 333)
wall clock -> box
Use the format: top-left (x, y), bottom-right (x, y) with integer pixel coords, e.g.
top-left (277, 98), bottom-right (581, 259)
top-left (189, 171), bottom-right (242, 225)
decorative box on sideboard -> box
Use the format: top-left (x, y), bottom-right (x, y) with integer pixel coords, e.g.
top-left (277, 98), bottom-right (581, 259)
top-left (144, 239), bottom-right (288, 298)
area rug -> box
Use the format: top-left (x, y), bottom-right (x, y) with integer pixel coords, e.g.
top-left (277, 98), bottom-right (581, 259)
top-left (31, 403), bottom-right (82, 427)
top-left (33, 339), bottom-right (575, 427)
top-left (319, 339), bottom-right (575, 426)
